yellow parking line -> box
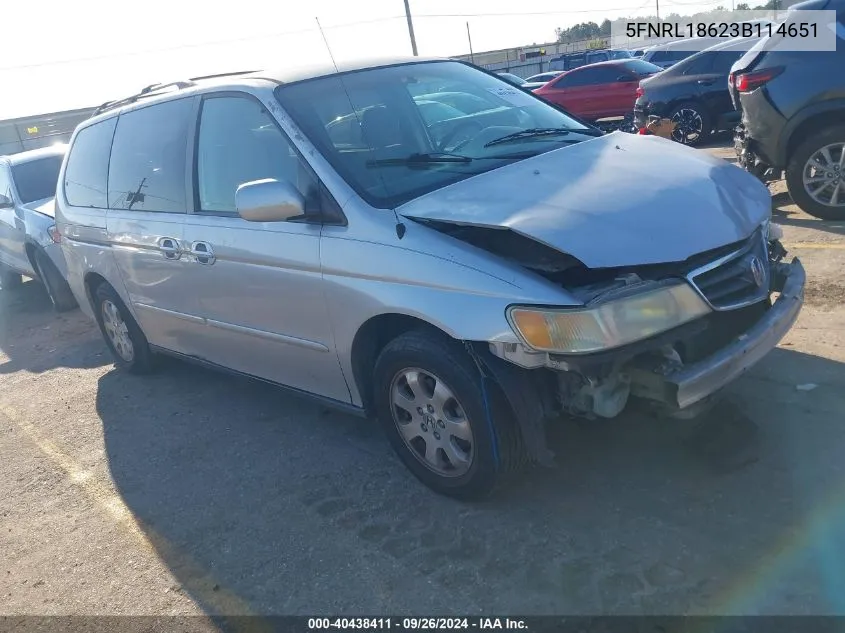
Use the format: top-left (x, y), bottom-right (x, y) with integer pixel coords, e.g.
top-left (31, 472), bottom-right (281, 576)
top-left (783, 243), bottom-right (845, 250)
top-left (1, 404), bottom-right (272, 631)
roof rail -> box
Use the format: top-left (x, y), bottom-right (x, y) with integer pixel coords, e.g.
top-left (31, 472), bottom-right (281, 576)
top-left (92, 80), bottom-right (197, 116)
top-left (90, 70), bottom-right (264, 118)
top-left (188, 69), bottom-right (260, 81)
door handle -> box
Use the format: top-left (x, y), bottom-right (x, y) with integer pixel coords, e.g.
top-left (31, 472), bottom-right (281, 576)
top-left (190, 241), bottom-right (215, 265)
top-left (158, 237), bottom-right (182, 260)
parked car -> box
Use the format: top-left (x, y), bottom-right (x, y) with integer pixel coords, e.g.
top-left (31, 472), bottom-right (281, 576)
top-left (641, 38), bottom-right (723, 69)
top-left (57, 58), bottom-right (803, 499)
top-left (635, 37), bottom-right (756, 146)
top-left (497, 72), bottom-right (526, 87)
top-left (732, 0), bottom-right (845, 220)
top-left (534, 59), bottom-right (662, 122)
top-left (522, 71), bottom-right (564, 90)
top-left (0, 145), bottom-right (77, 311)
top-left (549, 48), bottom-right (633, 71)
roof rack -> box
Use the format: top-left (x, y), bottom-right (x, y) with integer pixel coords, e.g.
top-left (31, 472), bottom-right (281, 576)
top-left (91, 70), bottom-right (262, 117)
top-left (92, 80), bottom-right (196, 116)
top-left (188, 69), bottom-right (260, 81)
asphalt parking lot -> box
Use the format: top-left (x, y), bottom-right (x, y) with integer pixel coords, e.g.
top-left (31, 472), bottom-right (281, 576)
top-left (2, 140), bottom-right (845, 622)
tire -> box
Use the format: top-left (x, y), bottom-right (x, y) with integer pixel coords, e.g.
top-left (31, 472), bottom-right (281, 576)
top-left (373, 328), bottom-right (521, 500)
top-left (669, 102), bottom-right (711, 146)
top-left (785, 125), bottom-right (845, 221)
top-left (92, 283), bottom-right (156, 373)
top-left (33, 249), bottom-right (78, 312)
top-left (0, 264), bottom-right (21, 291)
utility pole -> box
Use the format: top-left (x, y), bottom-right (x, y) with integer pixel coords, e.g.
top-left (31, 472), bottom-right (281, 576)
top-left (466, 22), bottom-right (475, 64)
top-left (403, 0), bottom-right (418, 56)
top-left (656, 0), bottom-right (660, 20)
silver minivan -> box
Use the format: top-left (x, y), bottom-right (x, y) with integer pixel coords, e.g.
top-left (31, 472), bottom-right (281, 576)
top-left (56, 58), bottom-right (804, 499)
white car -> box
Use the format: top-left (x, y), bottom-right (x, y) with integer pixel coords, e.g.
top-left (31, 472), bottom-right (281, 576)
top-left (0, 145), bottom-right (77, 311)
top-left (522, 71), bottom-right (563, 90)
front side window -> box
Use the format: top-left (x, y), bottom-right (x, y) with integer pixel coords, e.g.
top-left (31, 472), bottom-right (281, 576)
top-left (275, 60), bottom-right (599, 209)
top-left (107, 98), bottom-right (193, 213)
top-left (195, 95), bottom-right (319, 214)
top-left (64, 117), bottom-right (117, 208)
top-left (10, 156), bottom-right (63, 204)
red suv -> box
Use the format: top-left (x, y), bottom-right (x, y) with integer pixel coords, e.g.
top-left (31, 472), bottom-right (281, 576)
top-left (533, 59), bottom-right (663, 122)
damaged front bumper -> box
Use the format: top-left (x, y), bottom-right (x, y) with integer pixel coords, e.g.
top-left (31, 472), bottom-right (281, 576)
top-left (628, 257), bottom-right (805, 411)
top-left (480, 258), bottom-right (804, 465)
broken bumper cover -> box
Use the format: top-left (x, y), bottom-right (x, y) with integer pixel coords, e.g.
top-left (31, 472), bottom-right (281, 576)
top-left (632, 257), bottom-right (805, 410)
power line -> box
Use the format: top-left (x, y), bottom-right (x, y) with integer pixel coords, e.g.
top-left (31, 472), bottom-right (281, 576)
top-left (0, 15), bottom-right (405, 72)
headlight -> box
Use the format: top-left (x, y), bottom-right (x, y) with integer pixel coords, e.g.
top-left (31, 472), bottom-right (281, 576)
top-left (508, 283), bottom-right (711, 354)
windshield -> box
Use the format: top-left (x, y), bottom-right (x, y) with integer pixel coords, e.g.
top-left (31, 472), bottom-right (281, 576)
top-left (274, 60), bottom-right (598, 208)
top-left (10, 155), bottom-right (63, 204)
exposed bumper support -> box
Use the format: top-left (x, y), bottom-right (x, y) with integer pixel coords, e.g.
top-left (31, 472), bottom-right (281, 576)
top-left (630, 258), bottom-right (805, 410)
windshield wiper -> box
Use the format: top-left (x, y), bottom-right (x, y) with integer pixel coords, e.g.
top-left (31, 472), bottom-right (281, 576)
top-left (366, 152), bottom-right (472, 168)
top-left (484, 128), bottom-right (577, 148)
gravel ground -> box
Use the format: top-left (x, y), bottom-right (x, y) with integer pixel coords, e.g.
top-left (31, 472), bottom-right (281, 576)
top-left (1, 142), bottom-right (844, 624)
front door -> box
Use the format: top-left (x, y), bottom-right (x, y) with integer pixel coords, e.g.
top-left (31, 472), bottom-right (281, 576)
top-left (182, 93), bottom-right (350, 403)
top-left (104, 96), bottom-right (204, 356)
top-left (0, 164), bottom-right (29, 273)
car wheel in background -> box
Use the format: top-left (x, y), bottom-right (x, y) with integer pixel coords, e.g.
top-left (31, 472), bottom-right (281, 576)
top-left (669, 102), bottom-right (711, 146)
top-left (33, 249), bottom-right (78, 313)
top-left (93, 283), bottom-right (156, 374)
top-left (372, 328), bottom-right (522, 500)
top-left (0, 264), bottom-right (22, 291)
top-left (786, 125), bottom-right (845, 221)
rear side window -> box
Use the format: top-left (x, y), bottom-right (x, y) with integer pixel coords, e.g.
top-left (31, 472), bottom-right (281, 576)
top-left (64, 118), bottom-right (117, 208)
top-left (711, 50), bottom-right (744, 74)
top-left (108, 98), bottom-right (193, 213)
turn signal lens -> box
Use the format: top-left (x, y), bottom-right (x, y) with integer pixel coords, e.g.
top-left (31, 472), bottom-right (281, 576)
top-left (48, 224), bottom-right (61, 244)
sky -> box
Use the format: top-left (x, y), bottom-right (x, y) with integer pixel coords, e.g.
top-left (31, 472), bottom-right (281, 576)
top-left (2, 0), bottom-right (725, 120)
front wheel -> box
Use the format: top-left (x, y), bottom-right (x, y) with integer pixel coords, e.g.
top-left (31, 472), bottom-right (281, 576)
top-left (785, 125), bottom-right (845, 221)
top-left (372, 329), bottom-right (520, 500)
top-left (93, 283), bottom-right (156, 373)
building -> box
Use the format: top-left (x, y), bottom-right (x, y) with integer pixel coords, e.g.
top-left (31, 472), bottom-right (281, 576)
top-left (0, 107), bottom-right (95, 156)
top-left (451, 37), bottom-right (615, 78)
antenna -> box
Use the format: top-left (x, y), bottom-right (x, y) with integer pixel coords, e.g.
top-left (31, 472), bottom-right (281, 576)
top-left (314, 16), bottom-right (407, 239)
top-left (315, 17), bottom-right (340, 72)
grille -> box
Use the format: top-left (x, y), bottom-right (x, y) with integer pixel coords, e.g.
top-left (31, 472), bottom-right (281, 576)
top-left (688, 233), bottom-right (770, 310)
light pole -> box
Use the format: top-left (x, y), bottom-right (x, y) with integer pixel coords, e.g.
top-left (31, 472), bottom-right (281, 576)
top-left (403, 0), bottom-right (418, 56)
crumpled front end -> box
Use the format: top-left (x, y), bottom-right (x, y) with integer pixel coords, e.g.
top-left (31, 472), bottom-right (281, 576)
top-left (482, 227), bottom-right (803, 463)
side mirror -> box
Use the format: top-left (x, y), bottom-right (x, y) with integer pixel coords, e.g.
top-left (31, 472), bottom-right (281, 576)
top-left (236, 179), bottom-right (305, 223)
top-left (0, 193), bottom-right (12, 208)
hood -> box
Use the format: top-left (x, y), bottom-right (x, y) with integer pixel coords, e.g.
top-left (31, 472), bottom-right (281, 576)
top-left (22, 197), bottom-right (56, 218)
top-left (397, 132), bottom-right (771, 269)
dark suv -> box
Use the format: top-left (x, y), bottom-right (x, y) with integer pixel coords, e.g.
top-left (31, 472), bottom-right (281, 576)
top-left (634, 37), bottom-right (755, 146)
top-left (732, 0), bottom-right (845, 220)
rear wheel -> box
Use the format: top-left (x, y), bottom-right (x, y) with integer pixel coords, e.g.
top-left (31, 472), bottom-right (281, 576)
top-left (372, 329), bottom-right (521, 500)
top-left (669, 102), bottom-right (711, 146)
top-left (785, 125), bottom-right (845, 221)
top-left (33, 250), bottom-right (77, 312)
top-left (93, 283), bottom-right (156, 373)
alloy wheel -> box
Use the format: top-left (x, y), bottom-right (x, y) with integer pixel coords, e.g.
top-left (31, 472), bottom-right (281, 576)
top-left (671, 108), bottom-right (703, 144)
top-left (389, 367), bottom-right (474, 477)
top-left (101, 299), bottom-right (135, 362)
top-left (802, 142), bottom-right (845, 208)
